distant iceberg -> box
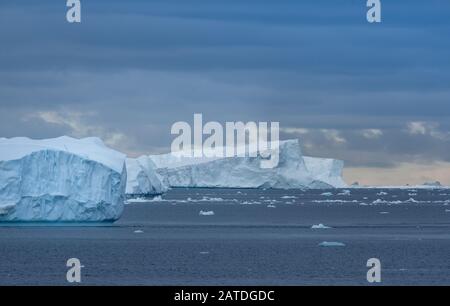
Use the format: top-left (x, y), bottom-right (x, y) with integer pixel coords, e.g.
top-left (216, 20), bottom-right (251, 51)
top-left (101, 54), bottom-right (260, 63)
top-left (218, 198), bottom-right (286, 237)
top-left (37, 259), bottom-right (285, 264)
top-left (422, 181), bottom-right (442, 188)
top-left (149, 139), bottom-right (347, 189)
top-left (0, 136), bottom-right (127, 222)
top-left (126, 156), bottom-right (168, 196)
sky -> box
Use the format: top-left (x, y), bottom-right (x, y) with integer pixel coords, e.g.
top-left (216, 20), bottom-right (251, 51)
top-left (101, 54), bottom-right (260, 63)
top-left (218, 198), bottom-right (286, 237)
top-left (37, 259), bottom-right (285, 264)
top-left (1, 0), bottom-right (450, 186)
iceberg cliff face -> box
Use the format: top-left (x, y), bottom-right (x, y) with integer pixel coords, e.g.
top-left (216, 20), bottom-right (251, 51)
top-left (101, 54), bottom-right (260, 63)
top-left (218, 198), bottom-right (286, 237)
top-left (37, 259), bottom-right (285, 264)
top-left (150, 139), bottom-right (347, 189)
top-left (0, 137), bottom-right (127, 222)
top-left (126, 156), bottom-right (168, 196)
top-left (303, 156), bottom-right (347, 188)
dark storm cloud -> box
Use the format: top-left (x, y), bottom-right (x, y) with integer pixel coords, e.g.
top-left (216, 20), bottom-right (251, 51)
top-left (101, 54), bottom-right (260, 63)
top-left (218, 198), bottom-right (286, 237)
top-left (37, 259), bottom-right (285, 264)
top-left (1, 0), bottom-right (450, 179)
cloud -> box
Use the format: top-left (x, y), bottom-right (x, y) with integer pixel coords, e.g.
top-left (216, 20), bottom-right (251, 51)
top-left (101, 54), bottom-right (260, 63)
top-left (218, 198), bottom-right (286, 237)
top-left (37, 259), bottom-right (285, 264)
top-left (361, 129), bottom-right (383, 139)
top-left (26, 111), bottom-right (131, 153)
top-left (406, 121), bottom-right (450, 140)
top-left (407, 121), bottom-right (430, 135)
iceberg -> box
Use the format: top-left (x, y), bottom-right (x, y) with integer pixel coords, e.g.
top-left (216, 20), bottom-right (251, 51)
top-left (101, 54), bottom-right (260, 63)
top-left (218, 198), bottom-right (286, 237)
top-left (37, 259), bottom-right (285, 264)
top-left (149, 139), bottom-right (347, 189)
top-left (318, 241), bottom-right (345, 247)
top-left (311, 223), bottom-right (332, 229)
top-left (303, 156), bottom-right (347, 188)
top-left (422, 181), bottom-right (442, 188)
top-left (0, 136), bottom-right (127, 222)
top-left (125, 156), bottom-right (168, 196)
top-left (199, 210), bottom-right (215, 216)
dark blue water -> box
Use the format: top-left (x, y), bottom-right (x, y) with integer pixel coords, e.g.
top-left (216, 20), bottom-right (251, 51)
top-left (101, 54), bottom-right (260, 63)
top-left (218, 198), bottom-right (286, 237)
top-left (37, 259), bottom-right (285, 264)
top-left (1, 188), bottom-right (450, 285)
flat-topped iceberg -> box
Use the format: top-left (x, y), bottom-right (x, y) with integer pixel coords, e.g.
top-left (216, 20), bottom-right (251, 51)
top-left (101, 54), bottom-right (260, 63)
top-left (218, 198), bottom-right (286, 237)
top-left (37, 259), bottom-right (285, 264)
top-left (149, 139), bottom-right (347, 189)
top-left (0, 136), bottom-right (127, 222)
top-left (126, 156), bottom-right (168, 196)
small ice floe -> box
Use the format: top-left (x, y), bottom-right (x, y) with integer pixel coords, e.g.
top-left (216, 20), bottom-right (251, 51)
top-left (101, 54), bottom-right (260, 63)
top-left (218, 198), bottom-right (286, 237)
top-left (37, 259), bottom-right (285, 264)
top-left (379, 211), bottom-right (390, 214)
top-left (199, 251), bottom-right (210, 255)
top-left (445, 209), bottom-right (450, 213)
top-left (318, 241), bottom-right (345, 247)
top-left (406, 198), bottom-right (419, 203)
top-left (312, 199), bottom-right (356, 203)
top-left (201, 197), bottom-right (224, 202)
top-left (359, 202), bottom-right (369, 206)
top-left (337, 190), bottom-right (351, 196)
top-left (311, 223), bottom-right (332, 229)
top-left (376, 191), bottom-right (388, 196)
top-left (408, 193), bottom-right (417, 196)
top-left (281, 196), bottom-right (297, 199)
top-left (372, 199), bottom-right (402, 205)
top-left (125, 198), bottom-right (148, 204)
top-left (199, 210), bottom-right (215, 216)
top-left (267, 204), bottom-right (277, 208)
top-left (126, 195), bottom-right (163, 204)
top-left (133, 230), bottom-right (144, 234)
top-left (321, 192), bottom-right (333, 196)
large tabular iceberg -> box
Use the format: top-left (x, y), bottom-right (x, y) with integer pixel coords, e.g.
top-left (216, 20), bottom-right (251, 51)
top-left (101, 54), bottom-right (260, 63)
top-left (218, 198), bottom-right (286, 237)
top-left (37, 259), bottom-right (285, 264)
top-left (126, 156), bottom-right (168, 196)
top-left (149, 139), bottom-right (347, 189)
top-left (0, 136), bottom-right (127, 222)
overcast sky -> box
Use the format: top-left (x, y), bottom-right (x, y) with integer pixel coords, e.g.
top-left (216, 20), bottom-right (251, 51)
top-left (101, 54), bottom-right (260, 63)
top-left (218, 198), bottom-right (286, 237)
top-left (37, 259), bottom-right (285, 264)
top-left (1, 0), bottom-right (450, 185)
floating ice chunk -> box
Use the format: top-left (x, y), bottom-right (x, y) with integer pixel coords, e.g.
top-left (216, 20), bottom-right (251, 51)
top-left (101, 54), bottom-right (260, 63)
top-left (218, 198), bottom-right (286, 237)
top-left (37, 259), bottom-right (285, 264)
top-left (318, 241), bottom-right (345, 247)
top-left (281, 196), bottom-right (297, 199)
top-left (201, 197), bottom-right (224, 202)
top-left (377, 191), bottom-right (388, 196)
top-left (199, 210), bottom-right (215, 216)
top-left (406, 198), bottom-right (419, 203)
top-left (337, 190), bottom-right (351, 196)
top-left (149, 195), bottom-right (163, 202)
top-left (311, 223), bottom-right (332, 229)
top-left (125, 195), bottom-right (163, 204)
top-left (267, 205), bottom-right (277, 208)
top-left (134, 230), bottom-right (144, 234)
top-left (445, 209), bottom-right (450, 213)
top-left (321, 192), bottom-right (333, 196)
top-left (372, 199), bottom-right (402, 204)
top-left (379, 211), bottom-right (390, 214)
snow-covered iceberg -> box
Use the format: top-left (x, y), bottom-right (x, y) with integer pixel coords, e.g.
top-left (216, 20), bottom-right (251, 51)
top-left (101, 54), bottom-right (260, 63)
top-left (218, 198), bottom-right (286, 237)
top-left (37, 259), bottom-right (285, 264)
top-left (125, 156), bottom-right (168, 196)
top-left (0, 136), bottom-right (127, 222)
top-left (149, 139), bottom-right (347, 189)
top-left (303, 156), bottom-right (347, 188)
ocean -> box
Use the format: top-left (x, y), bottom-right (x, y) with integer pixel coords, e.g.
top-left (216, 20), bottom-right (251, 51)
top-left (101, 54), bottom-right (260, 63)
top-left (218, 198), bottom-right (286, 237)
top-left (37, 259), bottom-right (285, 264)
top-left (1, 188), bottom-right (450, 285)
